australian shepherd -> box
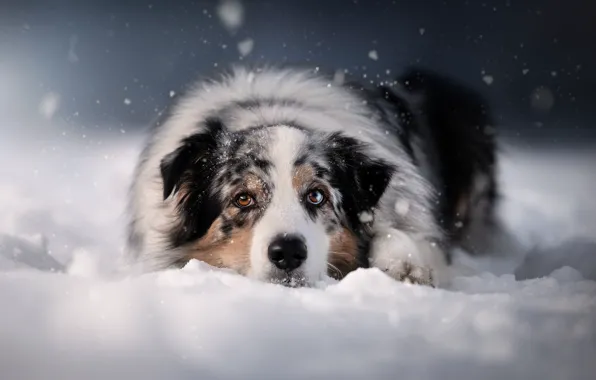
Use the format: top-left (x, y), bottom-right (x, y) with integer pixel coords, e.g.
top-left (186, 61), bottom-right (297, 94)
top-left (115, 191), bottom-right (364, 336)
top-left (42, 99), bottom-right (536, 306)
top-left (125, 65), bottom-right (498, 287)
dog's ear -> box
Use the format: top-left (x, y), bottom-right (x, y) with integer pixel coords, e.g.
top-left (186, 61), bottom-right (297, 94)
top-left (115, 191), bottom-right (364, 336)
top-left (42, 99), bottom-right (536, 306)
top-left (352, 157), bottom-right (395, 209)
top-left (325, 132), bottom-right (395, 228)
top-left (160, 119), bottom-right (225, 200)
top-left (159, 119), bottom-right (227, 247)
top-left (160, 142), bottom-right (199, 200)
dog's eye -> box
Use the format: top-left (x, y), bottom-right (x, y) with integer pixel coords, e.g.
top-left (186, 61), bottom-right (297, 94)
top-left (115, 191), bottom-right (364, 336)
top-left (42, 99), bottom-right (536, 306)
top-left (234, 193), bottom-right (255, 208)
top-left (306, 189), bottom-right (326, 206)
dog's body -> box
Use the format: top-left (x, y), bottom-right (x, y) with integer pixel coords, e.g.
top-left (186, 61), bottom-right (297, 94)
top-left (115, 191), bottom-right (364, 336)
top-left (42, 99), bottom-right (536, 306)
top-left (125, 66), bottom-right (498, 287)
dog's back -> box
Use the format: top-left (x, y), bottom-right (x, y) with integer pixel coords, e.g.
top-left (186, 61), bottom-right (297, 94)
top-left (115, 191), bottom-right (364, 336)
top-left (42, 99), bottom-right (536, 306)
top-left (383, 66), bottom-right (499, 255)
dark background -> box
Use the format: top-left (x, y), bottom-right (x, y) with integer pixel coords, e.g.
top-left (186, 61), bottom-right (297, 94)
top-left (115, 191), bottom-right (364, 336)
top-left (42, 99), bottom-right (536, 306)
top-left (1, 0), bottom-right (595, 143)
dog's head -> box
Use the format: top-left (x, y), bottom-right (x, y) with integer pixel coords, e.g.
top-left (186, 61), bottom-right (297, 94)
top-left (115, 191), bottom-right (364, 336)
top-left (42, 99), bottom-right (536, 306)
top-left (160, 119), bottom-right (394, 286)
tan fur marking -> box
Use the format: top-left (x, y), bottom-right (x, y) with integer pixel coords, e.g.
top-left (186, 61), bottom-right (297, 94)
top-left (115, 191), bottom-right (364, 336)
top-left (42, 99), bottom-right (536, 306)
top-left (292, 164), bottom-right (316, 192)
top-left (185, 217), bottom-right (253, 275)
top-left (173, 183), bottom-right (191, 205)
top-left (173, 172), bottom-right (271, 275)
top-left (328, 227), bottom-right (359, 279)
top-left (240, 173), bottom-right (269, 202)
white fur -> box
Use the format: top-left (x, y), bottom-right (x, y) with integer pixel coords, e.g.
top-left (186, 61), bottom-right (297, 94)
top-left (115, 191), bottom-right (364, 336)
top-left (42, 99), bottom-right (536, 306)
top-left (369, 227), bottom-right (449, 286)
top-left (126, 66), bottom-right (446, 285)
top-left (248, 127), bottom-right (329, 283)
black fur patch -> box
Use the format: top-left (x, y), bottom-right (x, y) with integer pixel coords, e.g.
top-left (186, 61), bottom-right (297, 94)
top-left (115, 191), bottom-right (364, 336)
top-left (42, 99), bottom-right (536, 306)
top-left (160, 119), bottom-right (226, 247)
top-left (233, 160), bottom-right (250, 175)
top-left (220, 218), bottom-right (234, 236)
top-left (294, 154), bottom-right (308, 167)
top-left (253, 157), bottom-right (271, 172)
top-left (311, 162), bottom-right (330, 179)
top-left (397, 66), bottom-right (498, 239)
top-left (323, 132), bottom-right (395, 266)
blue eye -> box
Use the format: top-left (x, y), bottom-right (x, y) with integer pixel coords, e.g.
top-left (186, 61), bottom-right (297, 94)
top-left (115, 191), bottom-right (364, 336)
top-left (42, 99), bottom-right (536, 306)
top-left (306, 189), bottom-right (326, 206)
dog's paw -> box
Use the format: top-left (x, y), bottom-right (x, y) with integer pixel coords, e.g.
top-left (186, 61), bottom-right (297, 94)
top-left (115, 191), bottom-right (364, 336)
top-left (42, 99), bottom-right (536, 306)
top-left (379, 259), bottom-right (435, 287)
top-left (369, 228), bottom-right (440, 287)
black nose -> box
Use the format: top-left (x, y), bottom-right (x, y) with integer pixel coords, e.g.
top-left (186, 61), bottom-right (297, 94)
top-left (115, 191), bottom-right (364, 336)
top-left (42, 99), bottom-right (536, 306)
top-left (267, 234), bottom-right (307, 271)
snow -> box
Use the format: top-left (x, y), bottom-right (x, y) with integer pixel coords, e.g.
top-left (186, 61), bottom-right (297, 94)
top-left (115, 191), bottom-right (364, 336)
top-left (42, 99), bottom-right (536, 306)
top-left (358, 211), bottom-right (374, 223)
top-left (482, 74), bottom-right (494, 85)
top-left (237, 38), bottom-right (254, 57)
top-left (368, 50), bottom-right (379, 61)
top-left (216, 0), bottom-right (244, 34)
top-left (0, 126), bottom-right (595, 380)
top-left (38, 92), bottom-right (61, 120)
top-left (394, 199), bottom-right (410, 216)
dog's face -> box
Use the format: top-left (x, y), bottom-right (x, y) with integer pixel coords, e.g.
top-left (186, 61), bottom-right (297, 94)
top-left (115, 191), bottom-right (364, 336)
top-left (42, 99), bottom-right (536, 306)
top-left (160, 119), bottom-right (394, 286)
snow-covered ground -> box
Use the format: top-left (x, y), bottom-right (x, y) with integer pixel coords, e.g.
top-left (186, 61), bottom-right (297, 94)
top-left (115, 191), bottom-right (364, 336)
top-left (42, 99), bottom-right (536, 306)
top-left (0, 125), bottom-right (595, 380)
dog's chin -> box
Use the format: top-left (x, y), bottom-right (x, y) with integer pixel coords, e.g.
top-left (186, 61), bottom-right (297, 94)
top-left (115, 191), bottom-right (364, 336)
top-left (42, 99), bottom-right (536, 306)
top-left (266, 269), bottom-right (310, 288)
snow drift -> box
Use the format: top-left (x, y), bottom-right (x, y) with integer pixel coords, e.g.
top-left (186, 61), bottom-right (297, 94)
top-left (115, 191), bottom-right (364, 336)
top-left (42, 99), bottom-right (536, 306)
top-left (0, 125), bottom-right (595, 380)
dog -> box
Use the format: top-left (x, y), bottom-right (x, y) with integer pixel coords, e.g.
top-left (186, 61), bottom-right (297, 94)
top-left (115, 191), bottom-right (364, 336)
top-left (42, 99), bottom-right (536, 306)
top-left (124, 65), bottom-right (498, 287)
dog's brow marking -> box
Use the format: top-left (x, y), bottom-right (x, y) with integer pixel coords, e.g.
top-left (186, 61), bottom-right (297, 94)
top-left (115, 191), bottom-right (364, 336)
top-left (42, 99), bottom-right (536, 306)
top-left (292, 164), bottom-right (316, 193)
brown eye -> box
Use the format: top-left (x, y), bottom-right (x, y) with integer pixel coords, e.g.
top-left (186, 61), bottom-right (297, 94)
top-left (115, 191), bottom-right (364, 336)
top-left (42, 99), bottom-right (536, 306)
top-left (234, 193), bottom-right (255, 208)
top-left (306, 189), bottom-right (326, 206)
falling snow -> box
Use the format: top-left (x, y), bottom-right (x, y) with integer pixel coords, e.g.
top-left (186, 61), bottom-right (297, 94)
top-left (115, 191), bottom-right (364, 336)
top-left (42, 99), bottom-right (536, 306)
top-left (482, 75), bottom-right (494, 85)
top-left (368, 50), bottom-right (379, 61)
top-left (216, 0), bottom-right (244, 34)
top-left (394, 199), bottom-right (410, 216)
top-left (38, 92), bottom-right (61, 120)
top-left (237, 38), bottom-right (254, 57)
top-left (358, 211), bottom-right (374, 223)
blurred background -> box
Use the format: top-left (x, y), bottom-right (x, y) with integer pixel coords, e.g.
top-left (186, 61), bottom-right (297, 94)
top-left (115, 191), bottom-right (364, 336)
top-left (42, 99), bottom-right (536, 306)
top-left (1, 0), bottom-right (595, 146)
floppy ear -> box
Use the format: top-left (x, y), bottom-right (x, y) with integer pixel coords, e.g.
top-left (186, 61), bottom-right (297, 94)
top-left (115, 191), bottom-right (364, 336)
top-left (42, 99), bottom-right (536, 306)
top-left (325, 132), bottom-right (395, 228)
top-left (160, 119), bottom-right (224, 200)
top-left (159, 119), bottom-right (226, 247)
top-left (352, 157), bottom-right (395, 209)
top-left (160, 142), bottom-right (199, 200)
